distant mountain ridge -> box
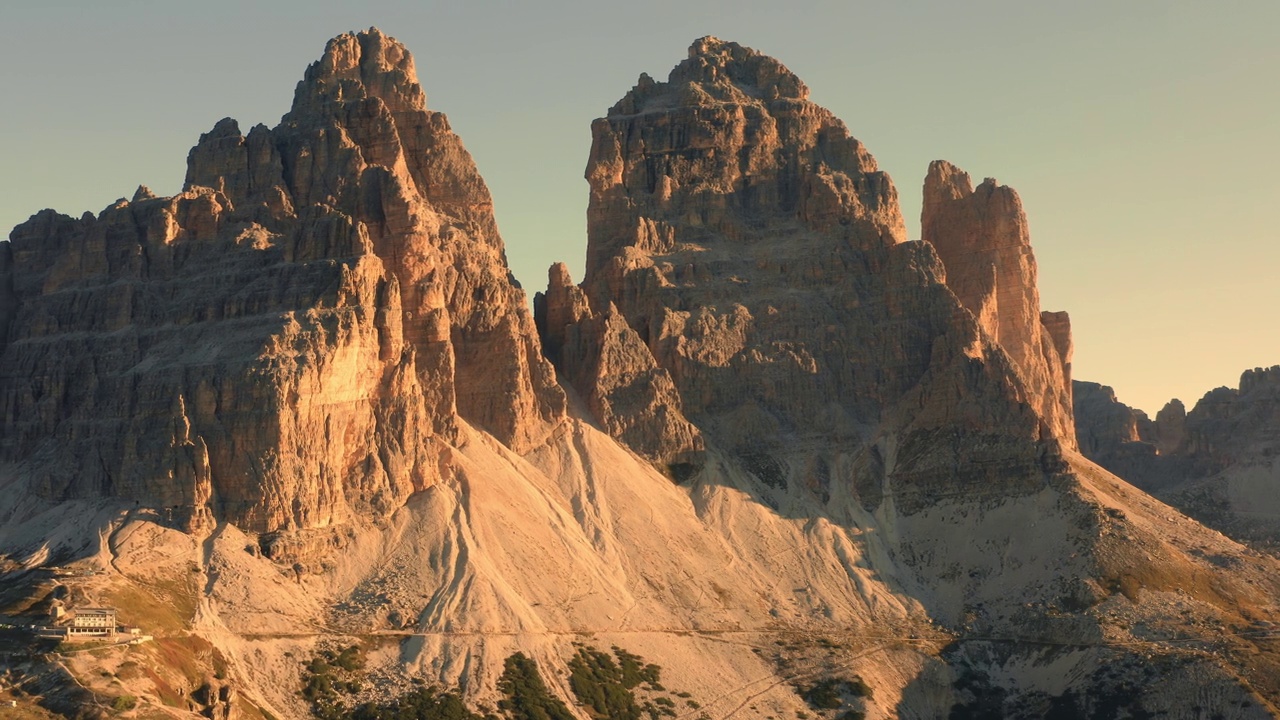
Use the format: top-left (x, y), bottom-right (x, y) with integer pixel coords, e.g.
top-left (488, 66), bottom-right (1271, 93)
top-left (1074, 367), bottom-right (1280, 550)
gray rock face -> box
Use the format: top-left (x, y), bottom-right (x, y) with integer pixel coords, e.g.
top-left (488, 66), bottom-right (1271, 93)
top-left (534, 37), bottom-right (1280, 712)
top-left (5, 30), bottom-right (1280, 720)
top-left (1073, 381), bottom-right (1153, 459)
top-left (1074, 367), bottom-right (1280, 550)
top-left (0, 28), bottom-right (563, 533)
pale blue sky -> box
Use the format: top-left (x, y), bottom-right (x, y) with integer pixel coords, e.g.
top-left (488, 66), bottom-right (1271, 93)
top-left (1, 1), bottom-right (1276, 414)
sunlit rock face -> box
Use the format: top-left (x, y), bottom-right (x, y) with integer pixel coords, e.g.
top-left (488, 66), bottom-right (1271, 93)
top-left (6, 31), bottom-right (1280, 720)
top-left (540, 37), bottom-right (1068, 492)
top-left (921, 160), bottom-right (1075, 446)
top-left (0, 28), bottom-right (563, 533)
top-left (535, 262), bottom-right (703, 474)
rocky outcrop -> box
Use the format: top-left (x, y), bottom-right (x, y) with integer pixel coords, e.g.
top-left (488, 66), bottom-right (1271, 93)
top-left (6, 30), bottom-right (1280, 720)
top-left (0, 28), bottom-right (563, 533)
top-left (1173, 367), bottom-right (1280, 473)
top-left (583, 36), bottom-right (906, 282)
top-left (188, 29), bottom-right (565, 451)
top-left (1041, 309), bottom-right (1073, 386)
top-left (1071, 380), bottom-right (1162, 485)
top-left (922, 161), bottom-right (1075, 445)
top-left (526, 37), bottom-right (1280, 713)
top-left (1153, 398), bottom-right (1188, 455)
top-left (535, 263), bottom-right (703, 474)
top-left (1075, 369), bottom-right (1280, 486)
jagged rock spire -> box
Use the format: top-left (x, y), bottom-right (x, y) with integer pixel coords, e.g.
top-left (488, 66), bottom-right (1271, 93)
top-left (922, 160), bottom-right (1076, 445)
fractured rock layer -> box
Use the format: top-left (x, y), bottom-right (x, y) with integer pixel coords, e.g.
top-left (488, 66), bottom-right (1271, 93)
top-left (534, 263), bottom-right (703, 472)
top-left (531, 36), bottom-right (1280, 714)
top-left (5, 29), bottom-right (1280, 720)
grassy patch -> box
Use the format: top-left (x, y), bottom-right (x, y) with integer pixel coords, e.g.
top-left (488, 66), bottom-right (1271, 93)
top-left (153, 636), bottom-right (213, 685)
top-left (107, 580), bottom-right (197, 636)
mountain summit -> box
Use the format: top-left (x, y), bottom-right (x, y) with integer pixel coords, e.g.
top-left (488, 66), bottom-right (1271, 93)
top-left (2, 28), bottom-right (563, 534)
top-left (2, 31), bottom-right (1280, 720)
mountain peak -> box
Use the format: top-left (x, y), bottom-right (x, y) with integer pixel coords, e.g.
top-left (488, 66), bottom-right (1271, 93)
top-left (677, 35), bottom-right (807, 99)
top-left (608, 37), bottom-right (808, 117)
top-left (287, 27), bottom-right (426, 123)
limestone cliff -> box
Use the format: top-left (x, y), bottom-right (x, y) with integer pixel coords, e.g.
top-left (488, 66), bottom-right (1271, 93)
top-left (529, 36), bottom-right (1280, 715)
top-left (921, 160), bottom-right (1075, 445)
top-left (542, 37), bottom-right (1064, 491)
top-left (0, 29), bottom-right (563, 533)
top-left (1073, 381), bottom-right (1153, 459)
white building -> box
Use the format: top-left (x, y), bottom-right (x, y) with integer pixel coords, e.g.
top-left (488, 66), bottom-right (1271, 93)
top-left (66, 607), bottom-right (117, 638)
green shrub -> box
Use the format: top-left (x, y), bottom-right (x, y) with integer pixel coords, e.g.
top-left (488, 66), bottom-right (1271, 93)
top-left (349, 686), bottom-right (489, 720)
top-left (799, 676), bottom-right (871, 710)
top-left (612, 646), bottom-right (660, 688)
top-left (334, 645), bottom-right (365, 672)
top-left (498, 652), bottom-right (576, 720)
top-left (568, 647), bottom-right (640, 719)
top-left (112, 695), bottom-right (137, 712)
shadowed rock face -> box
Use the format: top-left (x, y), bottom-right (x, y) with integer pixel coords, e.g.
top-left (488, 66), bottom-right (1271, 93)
top-left (540, 37), bottom-right (1068, 491)
top-left (1074, 367), bottom-right (1280, 549)
top-left (7, 31), bottom-right (1280, 720)
top-left (1076, 369), bottom-right (1280, 487)
top-left (1073, 381), bottom-right (1154, 461)
top-left (921, 160), bottom-right (1075, 446)
top-left (529, 43), bottom-right (1280, 711)
top-left (535, 263), bottom-right (703, 473)
top-left (0, 28), bottom-right (563, 533)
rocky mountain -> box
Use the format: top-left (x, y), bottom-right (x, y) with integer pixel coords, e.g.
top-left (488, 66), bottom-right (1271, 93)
top-left (1075, 368), bottom-right (1280, 550)
top-left (3, 30), bottom-right (1280, 720)
top-left (0, 29), bottom-right (563, 535)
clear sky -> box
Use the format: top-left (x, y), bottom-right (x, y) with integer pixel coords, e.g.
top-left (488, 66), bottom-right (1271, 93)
top-left (1, 1), bottom-right (1276, 415)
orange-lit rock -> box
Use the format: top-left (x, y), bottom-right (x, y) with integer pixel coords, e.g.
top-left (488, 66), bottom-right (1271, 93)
top-left (0, 29), bottom-right (563, 533)
top-left (922, 160), bottom-right (1075, 445)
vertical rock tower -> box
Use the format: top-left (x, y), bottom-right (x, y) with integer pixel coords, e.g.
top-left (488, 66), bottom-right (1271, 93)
top-left (921, 160), bottom-right (1075, 444)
